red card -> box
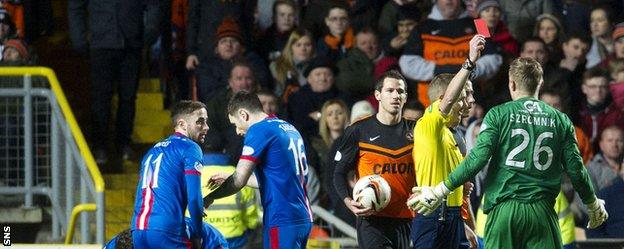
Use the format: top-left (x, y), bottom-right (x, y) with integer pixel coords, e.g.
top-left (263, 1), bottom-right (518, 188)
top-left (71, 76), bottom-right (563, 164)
top-left (473, 18), bottom-right (491, 38)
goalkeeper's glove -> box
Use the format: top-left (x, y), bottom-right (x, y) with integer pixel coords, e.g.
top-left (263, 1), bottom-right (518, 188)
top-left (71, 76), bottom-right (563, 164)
top-left (586, 198), bottom-right (608, 229)
top-left (406, 182), bottom-right (451, 216)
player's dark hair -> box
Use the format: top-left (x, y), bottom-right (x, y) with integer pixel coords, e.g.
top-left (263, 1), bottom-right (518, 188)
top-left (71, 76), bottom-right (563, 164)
top-left (171, 100), bottom-right (207, 126)
top-left (509, 57), bottom-right (543, 94)
top-left (115, 229), bottom-right (133, 249)
top-left (403, 99), bottom-right (425, 112)
top-left (582, 66), bottom-right (609, 84)
top-left (228, 91), bottom-right (264, 116)
top-left (374, 70), bottom-right (407, 92)
top-left (428, 73), bottom-right (455, 101)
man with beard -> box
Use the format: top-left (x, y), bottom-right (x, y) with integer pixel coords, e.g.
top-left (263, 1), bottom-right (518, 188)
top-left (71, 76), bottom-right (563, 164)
top-left (131, 101), bottom-right (209, 249)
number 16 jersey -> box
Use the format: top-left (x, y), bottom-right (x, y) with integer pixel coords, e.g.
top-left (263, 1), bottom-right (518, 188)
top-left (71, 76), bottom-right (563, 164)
top-left (241, 116), bottom-right (313, 227)
top-left (447, 97), bottom-right (595, 214)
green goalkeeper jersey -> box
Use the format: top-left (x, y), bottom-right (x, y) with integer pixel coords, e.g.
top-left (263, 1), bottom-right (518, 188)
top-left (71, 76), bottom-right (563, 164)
top-left (445, 97), bottom-right (596, 213)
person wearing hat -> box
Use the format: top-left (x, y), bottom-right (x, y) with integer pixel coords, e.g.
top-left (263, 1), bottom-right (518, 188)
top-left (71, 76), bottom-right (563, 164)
top-left (2, 38), bottom-right (29, 63)
top-left (611, 23), bottom-right (624, 62)
top-left (193, 17), bottom-right (271, 104)
top-left (533, 14), bottom-right (564, 58)
top-left (478, 0), bottom-right (518, 56)
top-left (287, 57), bottom-right (351, 139)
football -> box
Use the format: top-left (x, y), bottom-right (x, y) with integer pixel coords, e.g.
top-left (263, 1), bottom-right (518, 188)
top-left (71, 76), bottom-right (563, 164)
top-left (352, 175), bottom-right (392, 212)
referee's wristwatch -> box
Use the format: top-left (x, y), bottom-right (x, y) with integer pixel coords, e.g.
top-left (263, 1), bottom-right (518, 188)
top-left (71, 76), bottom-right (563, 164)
top-left (462, 58), bottom-right (476, 71)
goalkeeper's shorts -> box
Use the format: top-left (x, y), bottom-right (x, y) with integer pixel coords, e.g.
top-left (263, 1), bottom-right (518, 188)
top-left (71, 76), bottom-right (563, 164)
top-left (484, 199), bottom-right (561, 249)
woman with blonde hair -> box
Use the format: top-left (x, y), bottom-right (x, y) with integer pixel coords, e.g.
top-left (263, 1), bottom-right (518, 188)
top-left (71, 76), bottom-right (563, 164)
top-left (269, 28), bottom-right (315, 100)
top-left (317, 99), bottom-right (350, 148)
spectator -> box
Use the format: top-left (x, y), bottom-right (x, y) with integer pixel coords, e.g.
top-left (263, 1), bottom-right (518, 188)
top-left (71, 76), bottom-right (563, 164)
top-left (378, 0), bottom-right (428, 39)
top-left (608, 59), bottom-right (624, 110)
top-left (68, 0), bottom-right (160, 164)
top-left (478, 0), bottom-right (519, 57)
top-left (586, 176), bottom-right (624, 238)
top-left (258, 0), bottom-right (298, 62)
top-left (382, 3), bottom-right (420, 57)
top-left (194, 17), bottom-right (271, 104)
top-left (336, 28), bottom-right (382, 101)
top-left (316, 4), bottom-right (353, 62)
top-left (256, 89), bottom-right (280, 116)
top-left (597, 22), bottom-right (624, 68)
top-left (185, 0), bottom-right (254, 64)
top-left (399, 0), bottom-right (502, 106)
top-left (204, 61), bottom-right (259, 164)
top-left (1, 39), bottom-right (28, 65)
top-left (550, 33), bottom-right (591, 109)
top-left (402, 99), bottom-right (425, 120)
top-left (534, 14), bottom-right (564, 58)
top-left (587, 126), bottom-right (623, 192)
top-left (269, 28), bottom-right (315, 100)
top-left (498, 0), bottom-right (555, 43)
top-left (287, 57), bottom-right (351, 139)
top-left (586, 6), bottom-right (615, 68)
top-left (579, 67), bottom-right (624, 142)
top-left (0, 8), bottom-right (16, 61)
top-left (312, 99), bottom-right (349, 204)
top-left (316, 99), bottom-right (350, 151)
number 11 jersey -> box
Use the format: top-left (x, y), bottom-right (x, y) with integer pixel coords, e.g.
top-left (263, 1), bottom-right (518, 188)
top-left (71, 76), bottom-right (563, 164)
top-left (241, 116), bottom-right (313, 227)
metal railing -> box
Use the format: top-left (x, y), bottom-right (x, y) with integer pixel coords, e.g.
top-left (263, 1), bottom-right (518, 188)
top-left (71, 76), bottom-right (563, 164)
top-left (0, 67), bottom-right (105, 245)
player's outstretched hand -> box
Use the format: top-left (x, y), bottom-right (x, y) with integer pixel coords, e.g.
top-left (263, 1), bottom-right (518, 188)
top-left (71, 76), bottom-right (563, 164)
top-left (207, 173), bottom-right (230, 190)
top-left (468, 35), bottom-right (486, 63)
top-left (587, 198), bottom-right (608, 229)
top-left (344, 198), bottom-right (375, 217)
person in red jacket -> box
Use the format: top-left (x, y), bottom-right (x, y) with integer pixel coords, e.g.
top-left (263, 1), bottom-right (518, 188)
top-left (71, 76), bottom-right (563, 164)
top-left (578, 67), bottom-right (624, 143)
top-left (476, 0), bottom-right (519, 57)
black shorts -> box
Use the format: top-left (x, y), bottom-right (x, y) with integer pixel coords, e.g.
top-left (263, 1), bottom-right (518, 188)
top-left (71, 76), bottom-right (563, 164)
top-left (357, 215), bottom-right (412, 249)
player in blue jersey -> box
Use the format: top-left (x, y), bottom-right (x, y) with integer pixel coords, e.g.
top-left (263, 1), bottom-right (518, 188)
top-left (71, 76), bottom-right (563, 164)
top-left (131, 100), bottom-right (209, 249)
top-left (204, 91), bottom-right (313, 249)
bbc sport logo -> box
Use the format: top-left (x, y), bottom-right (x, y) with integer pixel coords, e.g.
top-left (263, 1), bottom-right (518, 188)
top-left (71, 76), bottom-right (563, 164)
top-left (2, 225), bottom-right (10, 246)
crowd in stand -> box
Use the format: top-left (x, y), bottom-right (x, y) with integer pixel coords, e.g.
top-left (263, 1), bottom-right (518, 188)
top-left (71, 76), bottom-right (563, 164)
top-left (2, 0), bottom-right (618, 244)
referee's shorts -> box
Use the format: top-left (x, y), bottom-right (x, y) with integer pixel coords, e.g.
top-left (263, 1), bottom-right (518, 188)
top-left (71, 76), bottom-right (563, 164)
top-left (357, 215), bottom-right (412, 249)
top-left (411, 206), bottom-right (470, 249)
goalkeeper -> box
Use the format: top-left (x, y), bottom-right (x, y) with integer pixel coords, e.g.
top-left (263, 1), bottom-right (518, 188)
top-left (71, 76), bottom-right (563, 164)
top-left (407, 57), bottom-right (608, 249)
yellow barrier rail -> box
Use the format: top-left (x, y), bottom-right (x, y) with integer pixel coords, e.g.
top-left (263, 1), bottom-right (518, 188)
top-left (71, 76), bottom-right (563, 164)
top-left (0, 67), bottom-right (105, 192)
top-left (64, 204), bottom-right (97, 244)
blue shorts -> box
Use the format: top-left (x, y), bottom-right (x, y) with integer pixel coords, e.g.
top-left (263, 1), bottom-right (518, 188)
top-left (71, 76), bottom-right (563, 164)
top-left (132, 230), bottom-right (191, 249)
top-left (263, 222), bottom-right (312, 249)
top-left (411, 207), bottom-right (466, 249)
